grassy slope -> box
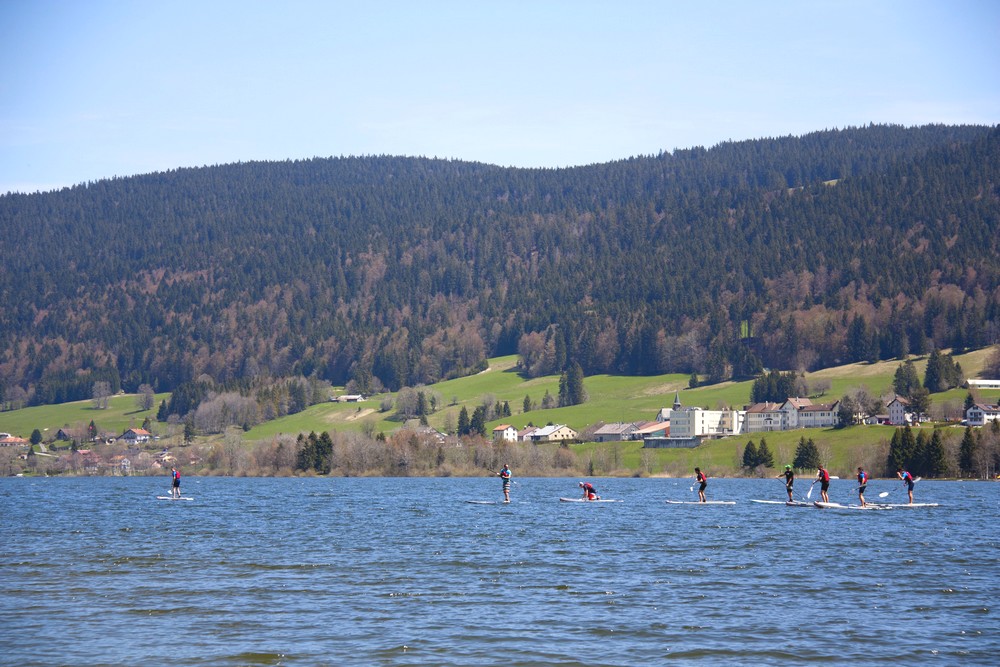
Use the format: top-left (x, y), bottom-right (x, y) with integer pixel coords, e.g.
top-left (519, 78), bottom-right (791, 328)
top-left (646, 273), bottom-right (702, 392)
top-left (0, 393), bottom-right (168, 442)
top-left (2, 349), bottom-right (997, 476)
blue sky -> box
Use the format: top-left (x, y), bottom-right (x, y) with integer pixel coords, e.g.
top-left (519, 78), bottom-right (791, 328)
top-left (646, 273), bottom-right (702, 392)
top-left (2, 0), bottom-right (998, 194)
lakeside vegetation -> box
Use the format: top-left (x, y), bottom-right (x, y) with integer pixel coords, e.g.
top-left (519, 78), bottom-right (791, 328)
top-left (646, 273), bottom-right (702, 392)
top-left (3, 348), bottom-right (998, 480)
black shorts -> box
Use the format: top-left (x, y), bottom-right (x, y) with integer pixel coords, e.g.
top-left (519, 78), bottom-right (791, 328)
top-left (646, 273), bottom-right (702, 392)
top-left (905, 481), bottom-right (914, 490)
top-left (820, 481), bottom-right (829, 491)
top-left (858, 485), bottom-right (867, 493)
top-left (173, 479), bottom-right (180, 488)
top-left (699, 482), bottom-right (707, 491)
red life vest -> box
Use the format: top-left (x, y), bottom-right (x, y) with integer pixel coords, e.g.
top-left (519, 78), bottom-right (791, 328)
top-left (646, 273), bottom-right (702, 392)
top-left (819, 469), bottom-right (830, 482)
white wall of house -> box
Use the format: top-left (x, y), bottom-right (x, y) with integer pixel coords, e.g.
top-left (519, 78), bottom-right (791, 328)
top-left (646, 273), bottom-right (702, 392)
top-left (966, 404), bottom-right (1000, 426)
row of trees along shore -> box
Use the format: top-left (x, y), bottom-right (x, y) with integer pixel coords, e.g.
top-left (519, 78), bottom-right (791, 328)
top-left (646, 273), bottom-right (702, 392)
top-left (7, 420), bottom-right (998, 480)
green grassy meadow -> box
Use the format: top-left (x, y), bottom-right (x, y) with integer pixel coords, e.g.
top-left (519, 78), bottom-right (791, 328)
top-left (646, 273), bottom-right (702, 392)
top-left (1, 347), bottom-right (996, 477)
top-left (0, 393), bottom-right (168, 443)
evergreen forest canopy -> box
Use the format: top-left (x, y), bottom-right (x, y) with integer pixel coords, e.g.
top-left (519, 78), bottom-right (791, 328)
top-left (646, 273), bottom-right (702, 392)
top-left (1, 123), bottom-right (999, 408)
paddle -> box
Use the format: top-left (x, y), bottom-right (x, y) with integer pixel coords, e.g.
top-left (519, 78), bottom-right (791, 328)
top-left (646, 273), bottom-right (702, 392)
top-left (806, 480), bottom-right (817, 499)
top-left (487, 468), bottom-right (519, 485)
top-left (879, 476), bottom-right (920, 498)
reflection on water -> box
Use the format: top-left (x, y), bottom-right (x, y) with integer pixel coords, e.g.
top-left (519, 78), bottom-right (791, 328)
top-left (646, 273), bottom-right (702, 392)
top-left (0, 477), bottom-right (997, 666)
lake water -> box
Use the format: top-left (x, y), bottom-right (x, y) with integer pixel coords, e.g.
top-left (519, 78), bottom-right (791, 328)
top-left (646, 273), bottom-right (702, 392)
top-left (1, 476), bottom-right (997, 666)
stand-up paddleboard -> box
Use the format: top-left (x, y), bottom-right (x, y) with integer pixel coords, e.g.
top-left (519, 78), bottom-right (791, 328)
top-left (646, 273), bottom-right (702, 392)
top-left (750, 499), bottom-right (811, 507)
top-left (869, 502), bottom-right (939, 508)
top-left (465, 500), bottom-right (508, 505)
top-left (666, 500), bottom-right (736, 505)
top-left (157, 496), bottom-right (194, 501)
top-left (813, 501), bottom-right (890, 510)
top-left (559, 497), bottom-right (622, 503)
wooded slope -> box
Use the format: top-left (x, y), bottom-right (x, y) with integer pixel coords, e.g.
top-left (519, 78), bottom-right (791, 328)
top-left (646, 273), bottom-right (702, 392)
top-left (1, 124), bottom-right (997, 404)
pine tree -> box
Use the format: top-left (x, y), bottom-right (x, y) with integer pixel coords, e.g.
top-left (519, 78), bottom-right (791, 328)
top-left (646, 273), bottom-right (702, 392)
top-left (926, 429), bottom-right (947, 477)
top-left (558, 370), bottom-right (569, 407)
top-left (913, 430), bottom-right (930, 476)
top-left (470, 406), bottom-right (487, 437)
top-left (567, 362), bottom-right (586, 405)
top-left (959, 426), bottom-right (976, 477)
top-left (457, 406), bottom-right (470, 436)
top-left (316, 432), bottom-right (334, 474)
top-left (793, 436), bottom-right (820, 470)
top-left (888, 426), bottom-right (917, 472)
top-left (923, 349), bottom-right (943, 392)
top-left (522, 395), bottom-right (532, 413)
top-left (757, 438), bottom-right (774, 468)
top-left (893, 359), bottom-right (920, 398)
top-left (295, 432), bottom-right (314, 471)
top-left (742, 441), bottom-right (759, 468)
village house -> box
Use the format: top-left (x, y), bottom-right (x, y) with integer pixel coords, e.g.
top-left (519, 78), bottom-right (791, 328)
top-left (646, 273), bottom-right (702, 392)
top-left (630, 421), bottom-right (670, 440)
top-left (0, 433), bottom-right (29, 448)
top-left (669, 407), bottom-right (745, 439)
top-left (745, 402), bottom-right (784, 432)
top-left (887, 396), bottom-right (911, 426)
top-left (967, 379), bottom-right (1000, 390)
top-left (966, 403), bottom-right (1000, 427)
top-left (592, 422), bottom-right (639, 442)
top-left (529, 424), bottom-right (578, 443)
top-left (492, 424), bottom-right (518, 443)
top-left (517, 426), bottom-right (538, 442)
top-left (332, 394), bottom-right (366, 403)
top-left (118, 428), bottom-right (152, 445)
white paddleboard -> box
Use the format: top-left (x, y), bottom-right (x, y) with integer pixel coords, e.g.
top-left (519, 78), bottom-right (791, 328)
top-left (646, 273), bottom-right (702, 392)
top-left (869, 502), bottom-right (939, 508)
top-left (157, 496), bottom-right (194, 501)
top-left (666, 500), bottom-right (736, 505)
top-left (813, 501), bottom-right (889, 510)
top-left (465, 500), bottom-right (504, 505)
top-left (750, 499), bottom-right (811, 507)
top-left (559, 497), bottom-right (622, 503)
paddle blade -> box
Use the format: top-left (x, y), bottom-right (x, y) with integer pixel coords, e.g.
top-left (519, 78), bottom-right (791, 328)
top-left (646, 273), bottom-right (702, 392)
top-left (878, 491), bottom-right (890, 498)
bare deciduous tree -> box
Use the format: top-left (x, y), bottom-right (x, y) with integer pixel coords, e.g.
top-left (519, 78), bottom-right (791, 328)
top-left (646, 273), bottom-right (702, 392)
top-left (136, 384), bottom-right (155, 411)
top-left (92, 381), bottom-right (112, 409)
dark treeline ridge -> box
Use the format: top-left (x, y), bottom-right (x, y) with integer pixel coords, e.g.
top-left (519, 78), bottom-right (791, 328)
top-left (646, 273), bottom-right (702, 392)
top-left (1, 123), bottom-right (999, 406)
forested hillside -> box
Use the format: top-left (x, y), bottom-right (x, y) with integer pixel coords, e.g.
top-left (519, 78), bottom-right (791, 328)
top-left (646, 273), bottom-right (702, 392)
top-left (1, 124), bottom-right (998, 407)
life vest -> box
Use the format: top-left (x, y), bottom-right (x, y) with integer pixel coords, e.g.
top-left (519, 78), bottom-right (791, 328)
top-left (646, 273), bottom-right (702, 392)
top-left (857, 471), bottom-right (867, 484)
top-left (697, 472), bottom-right (706, 483)
top-left (819, 469), bottom-right (830, 483)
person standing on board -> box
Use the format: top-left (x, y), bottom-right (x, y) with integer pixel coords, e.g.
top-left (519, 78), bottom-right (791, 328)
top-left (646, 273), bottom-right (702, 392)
top-left (498, 464), bottom-right (512, 503)
top-left (897, 467), bottom-right (915, 504)
top-left (856, 466), bottom-right (869, 507)
top-left (779, 465), bottom-right (795, 501)
top-left (579, 481), bottom-right (600, 500)
top-left (694, 467), bottom-right (707, 503)
top-left (171, 467), bottom-right (181, 499)
top-left (816, 466), bottom-right (831, 503)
